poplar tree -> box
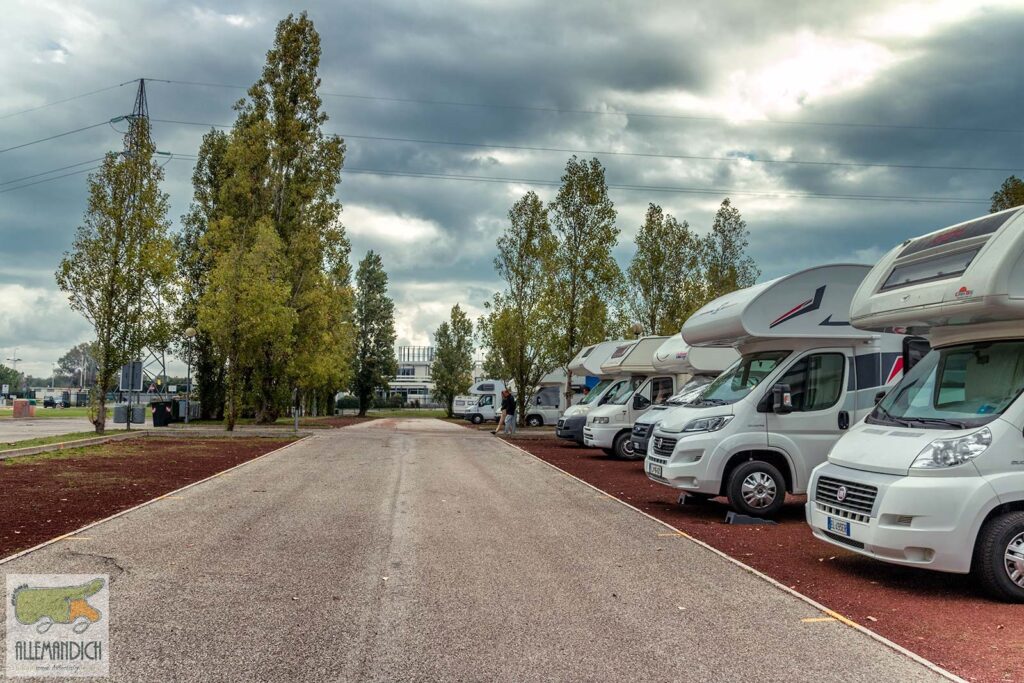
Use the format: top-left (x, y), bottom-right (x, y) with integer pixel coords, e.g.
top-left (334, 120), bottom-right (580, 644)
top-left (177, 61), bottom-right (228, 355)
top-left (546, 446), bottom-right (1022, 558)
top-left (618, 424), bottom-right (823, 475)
top-left (431, 305), bottom-right (474, 417)
top-left (56, 120), bottom-right (175, 434)
top-left (546, 157), bottom-right (622, 398)
top-left (701, 198), bottom-right (759, 301)
top-left (351, 251), bottom-right (397, 416)
top-left (991, 175), bottom-right (1024, 212)
top-left (626, 203), bottom-right (699, 335)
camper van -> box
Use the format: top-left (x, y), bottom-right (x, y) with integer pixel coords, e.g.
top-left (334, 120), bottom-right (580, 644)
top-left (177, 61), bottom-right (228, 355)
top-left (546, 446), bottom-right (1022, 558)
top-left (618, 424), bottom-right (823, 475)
top-left (556, 339), bottom-right (634, 443)
top-left (452, 395), bottom-right (475, 418)
top-left (582, 336), bottom-right (675, 458)
top-left (631, 335), bottom-right (738, 457)
top-left (807, 208), bottom-right (1024, 602)
top-left (463, 379), bottom-right (507, 424)
top-left (646, 265), bottom-right (908, 517)
top-left (522, 369), bottom-right (570, 427)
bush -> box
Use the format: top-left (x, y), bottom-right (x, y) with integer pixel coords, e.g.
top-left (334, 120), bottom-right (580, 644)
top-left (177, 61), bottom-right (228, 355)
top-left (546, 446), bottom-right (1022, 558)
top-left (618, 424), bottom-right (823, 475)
top-left (335, 395), bottom-right (360, 411)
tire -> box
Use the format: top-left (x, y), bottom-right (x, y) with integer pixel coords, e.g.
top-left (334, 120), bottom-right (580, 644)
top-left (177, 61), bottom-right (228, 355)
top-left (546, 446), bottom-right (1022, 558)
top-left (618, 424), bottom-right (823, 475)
top-left (614, 431), bottom-right (639, 460)
top-left (470, 414), bottom-right (483, 425)
top-left (972, 511), bottom-right (1024, 603)
top-left (726, 460), bottom-right (786, 518)
top-left (526, 414), bottom-right (543, 427)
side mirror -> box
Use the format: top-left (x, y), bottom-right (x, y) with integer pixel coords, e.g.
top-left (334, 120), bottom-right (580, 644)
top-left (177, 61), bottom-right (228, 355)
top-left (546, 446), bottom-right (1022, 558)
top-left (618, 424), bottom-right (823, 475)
top-left (633, 394), bottom-right (650, 410)
top-left (772, 384), bottom-right (793, 414)
top-left (874, 391), bottom-right (887, 405)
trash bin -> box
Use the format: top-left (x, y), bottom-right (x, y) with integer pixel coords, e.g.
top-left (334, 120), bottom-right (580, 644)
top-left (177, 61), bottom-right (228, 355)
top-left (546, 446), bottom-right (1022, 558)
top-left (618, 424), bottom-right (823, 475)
top-left (113, 405), bottom-right (128, 424)
top-left (151, 401), bottom-right (173, 427)
top-left (131, 405), bottom-right (146, 424)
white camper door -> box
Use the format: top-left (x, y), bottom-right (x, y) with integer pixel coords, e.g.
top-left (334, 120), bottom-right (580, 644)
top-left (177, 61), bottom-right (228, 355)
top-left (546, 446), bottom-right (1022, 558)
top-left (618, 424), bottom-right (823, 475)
top-left (765, 348), bottom-right (853, 492)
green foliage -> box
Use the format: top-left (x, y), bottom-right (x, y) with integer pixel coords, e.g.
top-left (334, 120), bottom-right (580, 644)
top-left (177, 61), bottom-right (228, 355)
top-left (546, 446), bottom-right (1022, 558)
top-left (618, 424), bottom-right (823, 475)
top-left (700, 198), bottom-right (760, 302)
top-left (351, 251), bottom-right (397, 416)
top-left (0, 364), bottom-right (21, 390)
top-left (991, 175), bottom-right (1024, 213)
top-left (431, 305), bottom-right (474, 417)
top-left (479, 191), bottom-right (559, 422)
top-left (56, 342), bottom-right (97, 387)
top-left (55, 119), bottom-right (175, 434)
top-left (546, 157), bottom-right (622, 390)
top-left (626, 203), bottom-right (700, 335)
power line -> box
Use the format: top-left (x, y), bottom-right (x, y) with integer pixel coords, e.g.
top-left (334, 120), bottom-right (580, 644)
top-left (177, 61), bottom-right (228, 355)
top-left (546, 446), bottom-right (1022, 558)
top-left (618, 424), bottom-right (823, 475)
top-left (0, 158), bottom-right (105, 187)
top-left (0, 118), bottom-right (125, 155)
top-left (0, 80), bottom-right (135, 121)
top-left (152, 77), bottom-right (1024, 135)
top-left (164, 154), bottom-right (988, 205)
top-left (149, 117), bottom-right (1021, 174)
top-left (0, 165), bottom-right (101, 195)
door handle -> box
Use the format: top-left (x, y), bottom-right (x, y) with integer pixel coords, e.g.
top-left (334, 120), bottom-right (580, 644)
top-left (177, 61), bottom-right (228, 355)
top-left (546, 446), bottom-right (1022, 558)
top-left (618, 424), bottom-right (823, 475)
top-left (838, 410), bottom-right (850, 430)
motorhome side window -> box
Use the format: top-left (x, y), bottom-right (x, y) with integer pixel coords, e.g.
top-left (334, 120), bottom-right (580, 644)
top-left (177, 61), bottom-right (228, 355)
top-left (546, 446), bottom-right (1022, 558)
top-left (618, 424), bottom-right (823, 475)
top-left (881, 248), bottom-right (979, 291)
top-left (479, 384), bottom-right (494, 392)
top-left (775, 353), bottom-right (845, 412)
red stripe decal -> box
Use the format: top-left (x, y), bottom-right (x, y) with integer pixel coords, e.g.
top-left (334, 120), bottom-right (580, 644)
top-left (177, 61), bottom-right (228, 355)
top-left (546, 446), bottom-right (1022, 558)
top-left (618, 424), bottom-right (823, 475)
top-left (771, 298), bottom-right (812, 327)
top-left (886, 357), bottom-right (904, 384)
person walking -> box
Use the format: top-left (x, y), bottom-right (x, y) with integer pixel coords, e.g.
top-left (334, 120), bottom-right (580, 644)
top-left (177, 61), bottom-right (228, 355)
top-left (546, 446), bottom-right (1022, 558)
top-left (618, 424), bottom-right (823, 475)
top-left (503, 390), bottom-right (517, 436)
top-left (494, 389), bottom-right (508, 435)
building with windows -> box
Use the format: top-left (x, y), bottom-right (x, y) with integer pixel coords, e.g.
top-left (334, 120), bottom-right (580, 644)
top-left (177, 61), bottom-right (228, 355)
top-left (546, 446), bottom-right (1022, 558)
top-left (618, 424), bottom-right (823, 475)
top-left (390, 346), bottom-right (437, 405)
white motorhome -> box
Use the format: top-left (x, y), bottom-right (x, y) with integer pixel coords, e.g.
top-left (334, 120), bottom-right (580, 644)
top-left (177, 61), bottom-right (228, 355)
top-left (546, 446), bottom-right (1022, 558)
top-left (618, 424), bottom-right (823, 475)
top-left (463, 379), bottom-right (507, 424)
top-left (452, 395), bottom-right (475, 418)
top-left (807, 208), bottom-right (1024, 602)
top-left (631, 335), bottom-right (738, 457)
top-left (646, 264), bottom-right (908, 517)
top-left (522, 369), bottom-right (569, 427)
top-left (582, 336), bottom-right (673, 458)
top-left (556, 339), bottom-right (634, 444)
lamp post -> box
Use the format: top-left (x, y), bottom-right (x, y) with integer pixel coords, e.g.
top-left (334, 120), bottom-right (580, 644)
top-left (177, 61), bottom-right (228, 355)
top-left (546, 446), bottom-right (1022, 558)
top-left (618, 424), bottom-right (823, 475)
top-left (184, 327), bottom-right (196, 424)
top-left (5, 350), bottom-right (22, 395)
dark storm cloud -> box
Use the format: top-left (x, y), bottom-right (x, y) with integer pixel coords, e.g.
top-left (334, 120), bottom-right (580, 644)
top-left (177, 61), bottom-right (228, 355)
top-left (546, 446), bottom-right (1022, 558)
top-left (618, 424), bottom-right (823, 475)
top-left (3, 0), bottom-right (1023, 373)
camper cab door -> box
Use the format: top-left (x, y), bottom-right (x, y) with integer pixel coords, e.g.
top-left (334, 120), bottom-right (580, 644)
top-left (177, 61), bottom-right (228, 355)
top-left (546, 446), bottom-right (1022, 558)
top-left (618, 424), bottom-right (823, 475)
top-left (765, 347), bottom-right (853, 492)
top-left (475, 393), bottom-right (498, 420)
top-left (631, 376), bottom-right (675, 422)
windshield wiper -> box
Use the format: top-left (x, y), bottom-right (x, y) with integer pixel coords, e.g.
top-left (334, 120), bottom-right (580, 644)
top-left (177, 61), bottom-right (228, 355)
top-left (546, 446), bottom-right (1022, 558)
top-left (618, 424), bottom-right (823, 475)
top-left (872, 404), bottom-right (912, 428)
top-left (695, 398), bottom-right (729, 406)
top-left (904, 416), bottom-right (970, 429)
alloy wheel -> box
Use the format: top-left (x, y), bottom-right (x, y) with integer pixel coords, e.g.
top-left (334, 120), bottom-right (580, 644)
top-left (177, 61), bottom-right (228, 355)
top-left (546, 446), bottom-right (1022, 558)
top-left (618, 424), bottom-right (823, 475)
top-left (740, 471), bottom-right (777, 510)
top-left (1005, 532), bottom-right (1024, 588)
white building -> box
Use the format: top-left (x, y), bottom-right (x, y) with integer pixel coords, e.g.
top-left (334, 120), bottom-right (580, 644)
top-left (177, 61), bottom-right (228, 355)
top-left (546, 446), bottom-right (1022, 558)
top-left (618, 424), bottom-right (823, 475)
top-left (387, 346), bottom-right (487, 406)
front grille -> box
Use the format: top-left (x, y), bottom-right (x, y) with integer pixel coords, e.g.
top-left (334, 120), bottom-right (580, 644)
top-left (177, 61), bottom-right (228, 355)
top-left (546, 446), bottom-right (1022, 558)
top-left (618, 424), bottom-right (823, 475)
top-left (816, 502), bottom-right (870, 524)
top-left (557, 419), bottom-right (565, 429)
top-left (823, 531), bottom-right (865, 549)
top-left (647, 454), bottom-right (668, 466)
top-left (652, 436), bottom-right (677, 458)
top-left (632, 423), bottom-right (652, 437)
top-left (816, 476), bottom-right (877, 516)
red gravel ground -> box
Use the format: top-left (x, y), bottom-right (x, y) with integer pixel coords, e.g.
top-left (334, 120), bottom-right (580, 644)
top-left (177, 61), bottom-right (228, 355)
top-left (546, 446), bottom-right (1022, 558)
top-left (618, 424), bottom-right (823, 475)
top-left (508, 436), bottom-right (1023, 683)
top-left (0, 437), bottom-right (294, 559)
top-left (299, 416), bottom-right (377, 428)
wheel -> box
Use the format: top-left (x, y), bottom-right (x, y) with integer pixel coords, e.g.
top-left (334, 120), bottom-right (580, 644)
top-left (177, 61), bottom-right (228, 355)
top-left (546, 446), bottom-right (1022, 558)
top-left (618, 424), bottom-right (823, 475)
top-left (614, 431), bottom-right (639, 460)
top-left (526, 414), bottom-right (543, 427)
top-left (470, 414), bottom-right (483, 425)
top-left (972, 511), bottom-right (1024, 602)
top-left (726, 460), bottom-right (786, 518)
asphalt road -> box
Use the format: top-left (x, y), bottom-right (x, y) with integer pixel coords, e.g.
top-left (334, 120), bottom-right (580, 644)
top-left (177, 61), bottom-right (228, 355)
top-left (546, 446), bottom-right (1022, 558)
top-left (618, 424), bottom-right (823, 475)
top-left (1, 419), bottom-right (949, 681)
top-left (0, 417), bottom-right (149, 443)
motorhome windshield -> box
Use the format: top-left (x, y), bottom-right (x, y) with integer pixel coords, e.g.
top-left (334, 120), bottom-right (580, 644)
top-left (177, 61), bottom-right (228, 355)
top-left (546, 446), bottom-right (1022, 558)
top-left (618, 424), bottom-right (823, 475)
top-left (580, 379), bottom-right (612, 405)
top-left (601, 379), bottom-right (632, 405)
top-left (869, 340), bottom-right (1024, 429)
top-left (666, 376), bottom-right (714, 405)
top-left (693, 351), bottom-right (790, 406)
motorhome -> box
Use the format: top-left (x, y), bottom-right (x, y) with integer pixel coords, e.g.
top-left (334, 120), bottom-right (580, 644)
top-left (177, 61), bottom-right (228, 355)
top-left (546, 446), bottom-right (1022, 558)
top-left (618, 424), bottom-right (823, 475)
top-left (582, 336), bottom-right (676, 458)
top-left (522, 369), bottom-right (569, 427)
top-left (556, 339), bottom-right (634, 443)
top-left (807, 208), bottom-right (1024, 602)
top-left (463, 379), bottom-right (507, 424)
top-left (452, 395), bottom-right (475, 418)
top-left (631, 335), bottom-right (738, 457)
top-left (646, 264), bottom-right (909, 517)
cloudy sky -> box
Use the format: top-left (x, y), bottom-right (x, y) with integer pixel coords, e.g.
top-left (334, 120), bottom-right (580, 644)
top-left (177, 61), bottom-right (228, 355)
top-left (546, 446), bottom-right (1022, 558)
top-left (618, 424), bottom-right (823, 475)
top-left (2, 0), bottom-right (1022, 377)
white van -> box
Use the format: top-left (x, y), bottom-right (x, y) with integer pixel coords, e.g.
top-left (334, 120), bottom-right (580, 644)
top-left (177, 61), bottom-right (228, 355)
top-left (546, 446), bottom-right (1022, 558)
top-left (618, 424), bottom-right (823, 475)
top-left (452, 395), bottom-right (475, 418)
top-left (463, 379), bottom-right (507, 424)
top-left (522, 369), bottom-right (569, 427)
top-left (647, 265), bottom-right (908, 517)
top-left (556, 340), bottom-right (633, 444)
top-left (806, 208), bottom-right (1024, 601)
top-left (631, 335), bottom-right (738, 457)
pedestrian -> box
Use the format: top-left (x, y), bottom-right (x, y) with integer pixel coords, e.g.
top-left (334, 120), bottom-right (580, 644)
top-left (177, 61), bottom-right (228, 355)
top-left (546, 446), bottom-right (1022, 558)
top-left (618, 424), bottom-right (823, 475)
top-left (494, 389), bottom-right (508, 435)
top-left (503, 390), bottom-right (517, 436)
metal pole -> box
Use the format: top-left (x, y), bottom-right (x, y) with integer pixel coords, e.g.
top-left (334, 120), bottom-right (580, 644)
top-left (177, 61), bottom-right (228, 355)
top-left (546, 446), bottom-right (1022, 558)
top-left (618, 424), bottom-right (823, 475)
top-left (185, 340), bottom-right (192, 425)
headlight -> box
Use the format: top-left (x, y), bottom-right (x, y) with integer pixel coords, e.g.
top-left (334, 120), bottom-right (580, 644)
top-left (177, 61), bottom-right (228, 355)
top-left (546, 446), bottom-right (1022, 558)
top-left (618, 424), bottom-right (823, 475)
top-left (911, 427), bottom-right (992, 469)
top-left (665, 415), bottom-right (734, 434)
top-left (592, 416), bottom-right (610, 424)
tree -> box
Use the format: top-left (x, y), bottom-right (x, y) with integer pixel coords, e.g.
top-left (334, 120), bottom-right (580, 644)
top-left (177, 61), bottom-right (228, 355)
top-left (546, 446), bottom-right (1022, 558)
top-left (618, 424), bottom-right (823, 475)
top-left (350, 251), bottom-right (397, 416)
top-left (176, 129), bottom-right (230, 420)
top-left (57, 342), bottom-right (98, 388)
top-left (431, 305), bottom-right (474, 417)
top-left (546, 157), bottom-right (622, 400)
top-left (55, 119), bottom-right (175, 434)
top-left (0, 364), bottom-right (21, 391)
top-left (478, 191), bottom-right (559, 423)
top-left (701, 198), bottom-right (759, 301)
top-left (626, 203), bottom-right (700, 335)
top-left (991, 175), bottom-right (1024, 212)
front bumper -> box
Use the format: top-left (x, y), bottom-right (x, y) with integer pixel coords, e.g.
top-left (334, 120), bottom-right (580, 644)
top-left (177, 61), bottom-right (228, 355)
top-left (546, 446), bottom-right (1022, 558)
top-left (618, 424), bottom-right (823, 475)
top-left (643, 432), bottom-right (716, 494)
top-left (582, 423), bottom-right (620, 449)
top-left (556, 415), bottom-right (586, 442)
top-left (806, 462), bottom-right (998, 574)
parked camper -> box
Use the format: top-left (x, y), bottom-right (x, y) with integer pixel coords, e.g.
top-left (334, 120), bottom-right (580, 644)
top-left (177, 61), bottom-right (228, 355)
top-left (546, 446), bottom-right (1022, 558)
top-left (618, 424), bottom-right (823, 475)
top-left (556, 340), bottom-right (633, 443)
top-left (463, 380), bottom-right (507, 424)
top-left (807, 208), bottom-right (1024, 601)
top-left (582, 336), bottom-right (675, 458)
top-left (631, 335), bottom-right (738, 457)
top-left (452, 395), bottom-right (475, 418)
top-left (646, 264), bottom-right (908, 517)
top-left (523, 369), bottom-right (569, 427)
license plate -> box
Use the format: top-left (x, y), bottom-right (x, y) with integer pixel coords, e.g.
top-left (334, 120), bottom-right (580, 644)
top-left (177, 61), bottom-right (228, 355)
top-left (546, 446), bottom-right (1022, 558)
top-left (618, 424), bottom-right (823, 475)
top-left (827, 517), bottom-right (851, 537)
top-left (648, 463), bottom-right (662, 477)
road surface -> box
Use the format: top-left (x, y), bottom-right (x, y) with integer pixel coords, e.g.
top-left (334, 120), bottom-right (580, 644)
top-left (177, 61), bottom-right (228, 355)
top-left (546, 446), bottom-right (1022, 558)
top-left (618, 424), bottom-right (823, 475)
top-left (0, 416), bottom-right (150, 444)
top-left (1, 418), bottom-right (949, 681)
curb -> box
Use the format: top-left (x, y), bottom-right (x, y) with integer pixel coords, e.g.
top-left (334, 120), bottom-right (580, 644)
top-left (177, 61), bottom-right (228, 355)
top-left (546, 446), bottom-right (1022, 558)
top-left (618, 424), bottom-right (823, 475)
top-left (0, 435), bottom-right (311, 567)
top-left (498, 438), bottom-right (966, 683)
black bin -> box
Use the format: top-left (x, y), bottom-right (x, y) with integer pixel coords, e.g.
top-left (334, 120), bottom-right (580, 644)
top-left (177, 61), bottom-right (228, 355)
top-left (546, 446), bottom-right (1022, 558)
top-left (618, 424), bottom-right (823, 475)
top-left (151, 401), bottom-right (174, 427)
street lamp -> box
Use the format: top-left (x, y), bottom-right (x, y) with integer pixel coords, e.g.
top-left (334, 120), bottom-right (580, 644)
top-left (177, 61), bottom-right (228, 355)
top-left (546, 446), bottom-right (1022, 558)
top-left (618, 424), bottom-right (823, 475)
top-left (5, 350), bottom-right (22, 394)
top-left (184, 327), bottom-right (196, 424)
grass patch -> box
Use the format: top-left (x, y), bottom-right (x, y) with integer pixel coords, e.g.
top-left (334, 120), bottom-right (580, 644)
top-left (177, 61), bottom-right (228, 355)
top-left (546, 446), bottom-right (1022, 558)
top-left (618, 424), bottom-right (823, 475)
top-left (1, 443), bottom-right (121, 466)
